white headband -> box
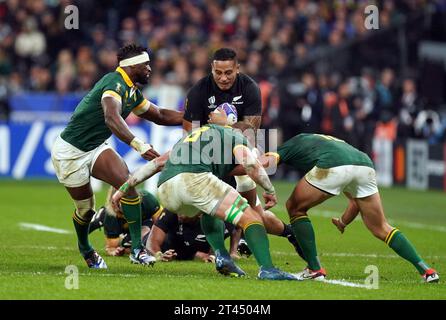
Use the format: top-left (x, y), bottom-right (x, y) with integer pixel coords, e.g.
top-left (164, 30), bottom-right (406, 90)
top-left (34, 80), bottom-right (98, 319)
top-left (119, 52), bottom-right (150, 67)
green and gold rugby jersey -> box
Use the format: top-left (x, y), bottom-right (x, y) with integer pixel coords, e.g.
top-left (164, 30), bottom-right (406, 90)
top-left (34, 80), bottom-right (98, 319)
top-left (274, 133), bottom-right (374, 173)
top-left (60, 67), bottom-right (148, 152)
top-left (158, 124), bottom-right (248, 186)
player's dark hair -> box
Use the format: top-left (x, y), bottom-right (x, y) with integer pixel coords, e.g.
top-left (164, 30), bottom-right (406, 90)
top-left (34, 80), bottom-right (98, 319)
top-left (117, 44), bottom-right (147, 62)
top-left (212, 48), bottom-right (237, 62)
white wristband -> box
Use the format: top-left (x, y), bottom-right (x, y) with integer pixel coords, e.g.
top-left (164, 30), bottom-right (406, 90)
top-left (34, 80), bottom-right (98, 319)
top-left (265, 185), bottom-right (275, 195)
top-left (130, 137), bottom-right (152, 154)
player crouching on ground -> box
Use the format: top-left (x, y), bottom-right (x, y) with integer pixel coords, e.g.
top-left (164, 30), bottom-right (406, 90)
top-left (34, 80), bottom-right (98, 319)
top-left (146, 211), bottom-right (237, 263)
top-left (89, 186), bottom-right (163, 257)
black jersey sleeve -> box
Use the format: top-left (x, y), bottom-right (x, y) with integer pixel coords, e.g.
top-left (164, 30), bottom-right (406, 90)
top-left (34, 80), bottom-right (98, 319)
top-left (183, 85), bottom-right (205, 123)
top-left (154, 210), bottom-right (178, 233)
top-left (242, 80), bottom-right (262, 116)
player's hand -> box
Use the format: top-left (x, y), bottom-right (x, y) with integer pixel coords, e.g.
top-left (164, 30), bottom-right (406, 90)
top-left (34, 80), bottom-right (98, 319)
top-left (111, 190), bottom-right (124, 212)
top-left (208, 107), bottom-right (228, 126)
top-left (160, 249), bottom-right (177, 262)
top-left (130, 137), bottom-right (160, 160)
top-left (141, 146), bottom-right (160, 160)
top-left (263, 192), bottom-right (277, 210)
top-left (195, 251), bottom-right (216, 263)
top-left (111, 246), bottom-right (126, 256)
top-left (331, 217), bottom-right (346, 234)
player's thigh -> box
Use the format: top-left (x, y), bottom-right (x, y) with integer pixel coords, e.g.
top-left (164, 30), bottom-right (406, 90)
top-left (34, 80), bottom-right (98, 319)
top-left (158, 172), bottom-right (233, 218)
top-left (287, 177), bottom-right (332, 214)
top-left (91, 148), bottom-right (130, 189)
top-left (51, 136), bottom-right (94, 189)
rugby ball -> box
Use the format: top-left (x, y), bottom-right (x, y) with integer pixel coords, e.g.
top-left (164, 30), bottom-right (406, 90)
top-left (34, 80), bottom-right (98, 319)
top-left (219, 103), bottom-right (238, 125)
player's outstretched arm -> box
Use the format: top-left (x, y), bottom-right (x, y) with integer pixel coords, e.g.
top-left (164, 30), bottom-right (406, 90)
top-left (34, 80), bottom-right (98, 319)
top-left (111, 152), bottom-right (170, 209)
top-left (332, 195), bottom-right (360, 234)
top-left (146, 225), bottom-right (178, 262)
top-left (138, 102), bottom-right (184, 126)
top-left (233, 144), bottom-right (277, 209)
top-left (102, 96), bottom-right (160, 160)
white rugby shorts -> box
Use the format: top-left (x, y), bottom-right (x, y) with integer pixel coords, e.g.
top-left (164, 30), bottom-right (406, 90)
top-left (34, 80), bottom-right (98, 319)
top-left (51, 135), bottom-right (112, 187)
top-left (158, 172), bottom-right (234, 217)
top-left (305, 165), bottom-right (378, 198)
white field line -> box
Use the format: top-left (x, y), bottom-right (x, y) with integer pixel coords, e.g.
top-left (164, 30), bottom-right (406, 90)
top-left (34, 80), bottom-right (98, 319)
top-left (19, 222), bottom-right (72, 234)
top-left (321, 279), bottom-right (371, 288)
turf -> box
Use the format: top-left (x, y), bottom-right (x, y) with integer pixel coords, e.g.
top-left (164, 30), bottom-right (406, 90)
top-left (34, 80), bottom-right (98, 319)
top-left (0, 180), bottom-right (445, 299)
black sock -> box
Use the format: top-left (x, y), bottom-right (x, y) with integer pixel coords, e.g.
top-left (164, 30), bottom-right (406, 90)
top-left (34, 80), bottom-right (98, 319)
top-left (281, 222), bottom-right (306, 262)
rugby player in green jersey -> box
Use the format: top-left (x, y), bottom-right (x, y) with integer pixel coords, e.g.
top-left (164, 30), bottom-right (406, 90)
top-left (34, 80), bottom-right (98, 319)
top-left (260, 133), bottom-right (439, 283)
top-left (51, 44), bottom-right (183, 268)
top-left (113, 112), bottom-right (298, 280)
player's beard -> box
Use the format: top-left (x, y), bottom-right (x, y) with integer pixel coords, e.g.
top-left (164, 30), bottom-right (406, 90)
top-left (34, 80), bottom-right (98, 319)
top-left (137, 73), bottom-right (149, 86)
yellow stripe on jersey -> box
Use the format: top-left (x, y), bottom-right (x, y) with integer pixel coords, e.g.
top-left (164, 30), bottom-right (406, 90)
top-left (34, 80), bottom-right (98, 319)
top-left (132, 99), bottom-right (150, 116)
top-left (115, 67), bottom-right (134, 87)
top-left (102, 90), bottom-right (122, 103)
top-left (152, 206), bottom-right (164, 220)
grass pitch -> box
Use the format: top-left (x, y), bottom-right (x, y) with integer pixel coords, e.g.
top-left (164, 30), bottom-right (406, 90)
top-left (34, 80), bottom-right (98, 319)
top-left (0, 180), bottom-right (445, 300)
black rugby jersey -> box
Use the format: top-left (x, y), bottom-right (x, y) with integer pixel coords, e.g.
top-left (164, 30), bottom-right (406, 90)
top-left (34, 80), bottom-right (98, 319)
top-left (183, 73), bottom-right (261, 125)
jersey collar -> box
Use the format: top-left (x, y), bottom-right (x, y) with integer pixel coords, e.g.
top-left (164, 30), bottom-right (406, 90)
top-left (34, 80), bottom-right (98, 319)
top-left (115, 67), bottom-right (134, 87)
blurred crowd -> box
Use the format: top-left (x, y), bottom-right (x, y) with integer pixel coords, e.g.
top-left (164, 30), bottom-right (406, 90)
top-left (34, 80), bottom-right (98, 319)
top-left (0, 0), bottom-right (445, 146)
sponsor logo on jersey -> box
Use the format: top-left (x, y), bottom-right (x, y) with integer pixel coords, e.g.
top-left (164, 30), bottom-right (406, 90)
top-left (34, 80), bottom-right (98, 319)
top-left (115, 83), bottom-right (122, 93)
top-left (129, 87), bottom-right (137, 99)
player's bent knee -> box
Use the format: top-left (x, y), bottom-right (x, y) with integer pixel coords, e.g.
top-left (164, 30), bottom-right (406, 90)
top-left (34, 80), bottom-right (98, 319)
top-left (223, 194), bottom-right (250, 225)
top-left (237, 207), bottom-right (263, 229)
top-left (286, 199), bottom-right (306, 218)
top-left (286, 198), bottom-right (299, 214)
top-left (73, 195), bottom-right (96, 224)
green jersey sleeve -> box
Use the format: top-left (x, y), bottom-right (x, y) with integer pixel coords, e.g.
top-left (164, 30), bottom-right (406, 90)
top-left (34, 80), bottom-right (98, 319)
top-left (101, 75), bottom-right (126, 104)
top-left (131, 89), bottom-right (149, 115)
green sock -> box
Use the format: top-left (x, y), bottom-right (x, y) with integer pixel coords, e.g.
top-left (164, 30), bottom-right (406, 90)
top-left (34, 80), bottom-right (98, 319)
top-left (120, 196), bottom-right (142, 252)
top-left (72, 210), bottom-right (94, 257)
top-left (290, 216), bottom-right (321, 270)
top-left (386, 229), bottom-right (429, 274)
top-left (200, 214), bottom-right (230, 256)
top-left (243, 223), bottom-right (274, 269)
